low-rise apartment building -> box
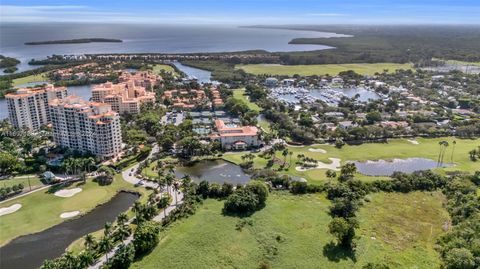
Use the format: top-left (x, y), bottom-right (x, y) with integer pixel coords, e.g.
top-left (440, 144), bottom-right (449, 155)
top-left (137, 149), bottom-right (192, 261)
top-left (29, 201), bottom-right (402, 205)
top-left (209, 119), bottom-right (260, 150)
top-left (6, 84), bottom-right (68, 130)
top-left (49, 96), bottom-right (122, 159)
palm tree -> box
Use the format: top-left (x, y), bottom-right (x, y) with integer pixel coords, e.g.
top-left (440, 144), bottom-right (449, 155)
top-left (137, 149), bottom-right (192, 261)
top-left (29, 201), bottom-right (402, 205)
top-left (173, 181), bottom-right (179, 205)
top-left (78, 250), bottom-right (94, 268)
top-left (288, 151), bottom-right (293, 168)
top-left (165, 173), bottom-right (175, 194)
top-left (450, 140), bottom-right (457, 163)
top-left (98, 236), bottom-right (112, 263)
top-left (63, 251), bottom-right (78, 268)
top-left (181, 175), bottom-right (192, 191)
top-left (282, 149), bottom-right (289, 166)
top-left (84, 233), bottom-right (96, 250)
top-left (85, 157), bottom-right (95, 173)
top-left (104, 222), bottom-right (112, 237)
top-left (117, 213), bottom-right (129, 226)
top-left (437, 141), bottom-right (449, 166)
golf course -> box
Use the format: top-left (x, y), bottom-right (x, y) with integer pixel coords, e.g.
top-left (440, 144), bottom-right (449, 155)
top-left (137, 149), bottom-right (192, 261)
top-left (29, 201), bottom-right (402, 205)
top-left (236, 63), bottom-right (413, 76)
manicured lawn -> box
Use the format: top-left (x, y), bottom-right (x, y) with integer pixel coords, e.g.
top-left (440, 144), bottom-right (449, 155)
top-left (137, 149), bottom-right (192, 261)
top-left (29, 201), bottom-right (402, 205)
top-left (236, 63), bottom-right (413, 76)
top-left (232, 88), bottom-right (273, 132)
top-left (356, 191), bottom-right (449, 268)
top-left (223, 137), bottom-right (480, 183)
top-left (0, 175), bottom-right (150, 246)
top-left (151, 64), bottom-right (177, 75)
top-left (132, 191), bottom-right (446, 269)
top-left (0, 175), bottom-right (44, 189)
top-left (12, 73), bottom-right (49, 87)
top-left (232, 88), bottom-right (262, 112)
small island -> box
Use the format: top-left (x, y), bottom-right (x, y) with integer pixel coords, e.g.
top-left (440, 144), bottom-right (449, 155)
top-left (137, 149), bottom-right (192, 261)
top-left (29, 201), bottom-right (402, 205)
top-left (25, 38), bottom-right (123, 45)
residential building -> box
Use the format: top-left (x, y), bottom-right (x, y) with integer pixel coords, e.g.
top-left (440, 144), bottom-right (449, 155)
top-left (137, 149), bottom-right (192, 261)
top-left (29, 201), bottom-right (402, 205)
top-left (92, 77), bottom-right (156, 114)
top-left (209, 119), bottom-right (260, 150)
top-left (49, 96), bottom-right (122, 159)
top-left (6, 84), bottom-right (68, 130)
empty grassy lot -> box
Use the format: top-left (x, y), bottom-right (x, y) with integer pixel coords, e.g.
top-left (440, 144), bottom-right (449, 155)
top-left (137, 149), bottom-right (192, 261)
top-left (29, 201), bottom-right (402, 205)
top-left (236, 63), bottom-right (413, 76)
top-left (132, 191), bottom-right (447, 269)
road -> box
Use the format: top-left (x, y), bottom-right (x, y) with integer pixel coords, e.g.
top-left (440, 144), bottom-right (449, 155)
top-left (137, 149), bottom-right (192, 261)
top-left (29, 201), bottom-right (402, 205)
top-left (89, 144), bottom-right (183, 269)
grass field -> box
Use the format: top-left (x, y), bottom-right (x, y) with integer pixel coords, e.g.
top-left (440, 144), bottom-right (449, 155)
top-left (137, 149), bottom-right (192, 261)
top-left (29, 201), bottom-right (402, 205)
top-left (151, 64), bottom-right (177, 75)
top-left (0, 174), bottom-right (150, 246)
top-left (223, 137), bottom-right (480, 183)
top-left (236, 63), bottom-right (413, 76)
top-left (0, 175), bottom-right (44, 189)
top-left (356, 191), bottom-right (449, 268)
top-left (131, 191), bottom-right (446, 269)
top-left (232, 88), bottom-right (262, 112)
top-left (12, 73), bottom-right (49, 87)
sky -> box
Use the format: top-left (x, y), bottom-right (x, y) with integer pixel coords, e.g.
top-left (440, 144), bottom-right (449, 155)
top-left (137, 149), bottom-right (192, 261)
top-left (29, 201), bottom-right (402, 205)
top-left (1, 0), bottom-right (479, 25)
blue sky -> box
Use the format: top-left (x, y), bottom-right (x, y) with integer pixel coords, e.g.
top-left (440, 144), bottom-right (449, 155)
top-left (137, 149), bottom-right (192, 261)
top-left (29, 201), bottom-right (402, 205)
top-left (1, 0), bottom-right (479, 24)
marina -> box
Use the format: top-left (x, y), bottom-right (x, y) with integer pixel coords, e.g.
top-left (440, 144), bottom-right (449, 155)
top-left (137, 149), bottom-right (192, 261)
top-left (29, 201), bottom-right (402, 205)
top-left (268, 86), bottom-right (382, 106)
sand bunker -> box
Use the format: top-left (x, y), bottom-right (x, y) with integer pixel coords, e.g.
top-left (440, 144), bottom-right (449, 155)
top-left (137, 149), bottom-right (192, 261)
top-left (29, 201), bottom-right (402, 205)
top-left (296, 158), bottom-right (341, 171)
top-left (54, 188), bottom-right (82, 198)
top-left (0, 204), bottom-right (22, 216)
top-left (407, 139), bottom-right (419, 145)
top-left (308, 148), bottom-right (327, 153)
top-left (60, 211), bottom-right (80, 219)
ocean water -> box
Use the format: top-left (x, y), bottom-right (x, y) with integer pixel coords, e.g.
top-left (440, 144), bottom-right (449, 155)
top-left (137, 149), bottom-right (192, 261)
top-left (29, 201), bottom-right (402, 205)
top-left (0, 23), bottom-right (347, 73)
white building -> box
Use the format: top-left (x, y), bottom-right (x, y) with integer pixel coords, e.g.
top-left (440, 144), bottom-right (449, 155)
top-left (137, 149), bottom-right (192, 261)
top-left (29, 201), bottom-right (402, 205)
top-left (6, 85), bottom-right (67, 130)
top-left (49, 96), bottom-right (122, 159)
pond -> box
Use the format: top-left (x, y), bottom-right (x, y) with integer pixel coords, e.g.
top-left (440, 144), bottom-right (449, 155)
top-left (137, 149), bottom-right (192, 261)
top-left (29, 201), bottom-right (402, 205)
top-left (175, 159), bottom-right (250, 185)
top-left (350, 158), bottom-right (454, 176)
top-left (0, 191), bottom-right (139, 269)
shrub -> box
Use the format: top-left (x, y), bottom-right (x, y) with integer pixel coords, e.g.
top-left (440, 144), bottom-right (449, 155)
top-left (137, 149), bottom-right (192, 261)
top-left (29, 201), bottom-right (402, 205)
top-left (104, 243), bottom-right (135, 269)
top-left (133, 221), bottom-right (160, 257)
top-left (224, 189), bottom-right (260, 214)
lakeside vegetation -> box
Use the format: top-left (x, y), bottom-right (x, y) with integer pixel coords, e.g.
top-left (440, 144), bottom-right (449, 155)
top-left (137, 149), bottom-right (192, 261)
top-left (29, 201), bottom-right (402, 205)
top-left (25, 38), bottom-right (123, 45)
top-left (223, 137), bottom-right (480, 183)
top-left (237, 63), bottom-right (413, 76)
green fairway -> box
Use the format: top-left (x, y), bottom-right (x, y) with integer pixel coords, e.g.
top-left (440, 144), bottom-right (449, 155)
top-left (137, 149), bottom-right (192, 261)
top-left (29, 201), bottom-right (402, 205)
top-left (151, 64), bottom-right (177, 75)
top-left (232, 88), bottom-right (262, 112)
top-left (12, 73), bottom-right (49, 87)
top-left (0, 175), bottom-right (149, 246)
top-left (236, 63), bottom-right (413, 76)
top-left (0, 175), bottom-right (44, 189)
top-left (223, 137), bottom-right (480, 183)
top-left (132, 191), bottom-right (446, 269)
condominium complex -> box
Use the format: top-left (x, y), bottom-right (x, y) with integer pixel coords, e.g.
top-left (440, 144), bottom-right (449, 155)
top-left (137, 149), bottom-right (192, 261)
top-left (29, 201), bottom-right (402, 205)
top-left (91, 71), bottom-right (158, 114)
top-left (209, 119), bottom-right (260, 150)
top-left (49, 96), bottom-right (122, 159)
top-left (6, 84), bottom-right (68, 130)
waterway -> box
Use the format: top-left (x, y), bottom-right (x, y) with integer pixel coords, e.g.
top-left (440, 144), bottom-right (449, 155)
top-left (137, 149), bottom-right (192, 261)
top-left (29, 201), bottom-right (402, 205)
top-left (0, 23), bottom-right (349, 73)
top-left (0, 191), bottom-right (139, 269)
top-left (350, 158), bottom-right (454, 176)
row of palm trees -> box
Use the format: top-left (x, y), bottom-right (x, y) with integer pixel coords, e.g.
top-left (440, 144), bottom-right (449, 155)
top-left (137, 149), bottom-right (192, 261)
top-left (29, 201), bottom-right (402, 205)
top-left (61, 157), bottom-right (96, 176)
top-left (83, 212), bottom-right (131, 264)
top-left (437, 140), bottom-right (457, 166)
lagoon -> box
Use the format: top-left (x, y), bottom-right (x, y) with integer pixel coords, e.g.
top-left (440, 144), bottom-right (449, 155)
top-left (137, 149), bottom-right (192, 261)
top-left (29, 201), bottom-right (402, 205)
top-left (351, 158), bottom-right (454, 176)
